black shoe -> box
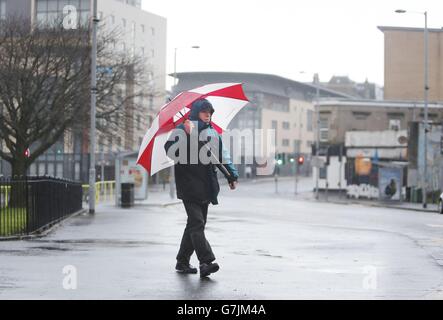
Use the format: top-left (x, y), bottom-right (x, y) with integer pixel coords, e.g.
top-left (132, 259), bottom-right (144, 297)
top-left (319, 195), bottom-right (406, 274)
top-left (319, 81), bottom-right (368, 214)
top-left (199, 262), bottom-right (220, 278)
top-left (176, 263), bottom-right (198, 274)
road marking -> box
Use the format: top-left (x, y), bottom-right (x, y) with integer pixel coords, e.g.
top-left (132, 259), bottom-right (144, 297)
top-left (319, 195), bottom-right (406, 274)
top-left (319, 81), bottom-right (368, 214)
top-left (426, 224), bottom-right (443, 228)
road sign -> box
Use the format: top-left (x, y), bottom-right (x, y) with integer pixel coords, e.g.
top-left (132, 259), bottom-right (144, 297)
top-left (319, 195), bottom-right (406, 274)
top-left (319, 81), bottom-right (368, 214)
top-left (311, 156), bottom-right (325, 168)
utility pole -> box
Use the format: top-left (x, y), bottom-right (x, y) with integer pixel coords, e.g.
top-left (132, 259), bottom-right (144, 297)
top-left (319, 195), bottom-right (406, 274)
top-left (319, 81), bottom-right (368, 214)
top-left (89, 0), bottom-right (98, 214)
top-left (423, 11), bottom-right (429, 209)
top-left (314, 73), bottom-right (320, 200)
top-left (395, 8), bottom-right (429, 208)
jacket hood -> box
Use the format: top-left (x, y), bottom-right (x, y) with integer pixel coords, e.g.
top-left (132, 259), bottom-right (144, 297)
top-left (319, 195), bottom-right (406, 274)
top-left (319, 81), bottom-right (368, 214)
top-left (189, 99), bottom-right (214, 121)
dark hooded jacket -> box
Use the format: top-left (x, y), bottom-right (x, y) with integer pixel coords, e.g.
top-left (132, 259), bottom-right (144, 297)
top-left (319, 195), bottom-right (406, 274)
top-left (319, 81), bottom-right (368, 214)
top-left (164, 99), bottom-right (239, 205)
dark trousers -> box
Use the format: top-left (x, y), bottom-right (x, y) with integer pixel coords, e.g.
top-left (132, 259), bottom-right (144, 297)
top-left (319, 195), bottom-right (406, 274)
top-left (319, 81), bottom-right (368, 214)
top-left (176, 200), bottom-right (216, 265)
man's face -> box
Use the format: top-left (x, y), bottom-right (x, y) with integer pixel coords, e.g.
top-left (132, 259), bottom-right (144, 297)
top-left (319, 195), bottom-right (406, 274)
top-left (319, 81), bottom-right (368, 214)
top-left (198, 110), bottom-right (212, 123)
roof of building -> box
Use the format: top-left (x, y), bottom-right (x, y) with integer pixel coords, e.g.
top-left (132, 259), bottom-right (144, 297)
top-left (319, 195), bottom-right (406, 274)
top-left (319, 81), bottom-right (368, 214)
top-left (319, 98), bottom-right (443, 109)
top-left (328, 76), bottom-right (355, 85)
top-left (378, 26), bottom-right (443, 33)
top-left (172, 71), bottom-right (354, 100)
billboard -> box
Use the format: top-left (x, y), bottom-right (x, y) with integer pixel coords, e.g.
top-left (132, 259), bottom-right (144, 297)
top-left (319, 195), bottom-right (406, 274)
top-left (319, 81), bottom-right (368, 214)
top-left (378, 167), bottom-right (402, 201)
top-left (120, 158), bottom-right (148, 200)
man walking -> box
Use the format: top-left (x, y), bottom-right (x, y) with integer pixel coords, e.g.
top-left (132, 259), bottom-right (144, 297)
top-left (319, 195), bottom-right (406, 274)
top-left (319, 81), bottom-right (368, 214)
top-left (164, 98), bottom-right (239, 278)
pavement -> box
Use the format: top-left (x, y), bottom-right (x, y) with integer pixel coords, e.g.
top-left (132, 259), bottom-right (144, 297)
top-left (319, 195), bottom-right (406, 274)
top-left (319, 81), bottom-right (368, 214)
top-left (1, 177), bottom-right (443, 299)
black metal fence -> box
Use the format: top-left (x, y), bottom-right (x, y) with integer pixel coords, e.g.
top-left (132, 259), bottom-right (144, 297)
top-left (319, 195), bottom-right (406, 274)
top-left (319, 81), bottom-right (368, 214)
top-left (0, 176), bottom-right (83, 238)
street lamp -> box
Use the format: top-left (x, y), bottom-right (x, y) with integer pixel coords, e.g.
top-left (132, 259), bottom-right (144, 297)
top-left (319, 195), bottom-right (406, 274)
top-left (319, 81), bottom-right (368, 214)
top-left (395, 9), bottom-right (429, 208)
top-left (169, 45), bottom-right (200, 199)
top-left (89, 0), bottom-right (99, 214)
top-left (300, 71), bottom-right (321, 200)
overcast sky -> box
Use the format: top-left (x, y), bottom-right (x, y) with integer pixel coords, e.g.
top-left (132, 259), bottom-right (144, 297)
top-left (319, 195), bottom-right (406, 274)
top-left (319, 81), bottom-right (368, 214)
top-left (142, 0), bottom-right (443, 90)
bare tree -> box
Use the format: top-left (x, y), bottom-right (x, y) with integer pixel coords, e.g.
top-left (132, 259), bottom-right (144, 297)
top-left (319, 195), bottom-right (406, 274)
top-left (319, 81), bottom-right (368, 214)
top-left (0, 16), bottom-right (153, 180)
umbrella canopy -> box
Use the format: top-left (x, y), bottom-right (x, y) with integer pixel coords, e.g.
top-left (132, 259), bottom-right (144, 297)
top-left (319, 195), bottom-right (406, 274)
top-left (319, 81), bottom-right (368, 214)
top-left (137, 83), bottom-right (249, 175)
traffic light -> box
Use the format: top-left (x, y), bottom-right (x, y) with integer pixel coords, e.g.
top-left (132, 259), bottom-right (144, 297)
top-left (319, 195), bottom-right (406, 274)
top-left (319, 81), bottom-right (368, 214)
top-left (297, 155), bottom-right (305, 165)
top-left (276, 153), bottom-right (283, 166)
top-left (24, 148), bottom-right (30, 158)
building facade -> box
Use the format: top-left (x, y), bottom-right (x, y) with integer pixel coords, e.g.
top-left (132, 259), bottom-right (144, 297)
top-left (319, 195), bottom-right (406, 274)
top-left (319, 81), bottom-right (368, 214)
top-left (173, 72), bottom-right (349, 177)
top-left (312, 99), bottom-right (443, 193)
top-left (379, 26), bottom-right (443, 101)
top-left (0, 0), bottom-right (167, 181)
top-left (316, 99), bottom-right (443, 145)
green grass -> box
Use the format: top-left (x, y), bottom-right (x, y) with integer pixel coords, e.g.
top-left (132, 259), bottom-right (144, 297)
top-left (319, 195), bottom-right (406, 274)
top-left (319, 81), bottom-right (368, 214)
top-left (0, 207), bottom-right (27, 237)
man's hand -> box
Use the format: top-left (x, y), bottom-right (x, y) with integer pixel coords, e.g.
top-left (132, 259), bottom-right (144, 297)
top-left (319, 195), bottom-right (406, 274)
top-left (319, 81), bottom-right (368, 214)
top-left (184, 119), bottom-right (194, 135)
top-left (229, 181), bottom-right (238, 190)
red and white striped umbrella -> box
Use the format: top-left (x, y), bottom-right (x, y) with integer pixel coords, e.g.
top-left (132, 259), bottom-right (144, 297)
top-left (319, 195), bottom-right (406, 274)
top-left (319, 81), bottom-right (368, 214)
top-left (136, 83), bottom-right (249, 175)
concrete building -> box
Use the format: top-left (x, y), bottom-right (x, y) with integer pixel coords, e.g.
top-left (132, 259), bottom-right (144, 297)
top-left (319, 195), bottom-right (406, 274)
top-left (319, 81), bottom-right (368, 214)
top-left (173, 71), bottom-right (350, 177)
top-left (312, 98), bottom-right (443, 193)
top-left (319, 76), bottom-right (383, 100)
top-left (316, 99), bottom-right (443, 145)
top-left (0, 0), bottom-right (167, 181)
top-left (378, 26), bottom-right (443, 101)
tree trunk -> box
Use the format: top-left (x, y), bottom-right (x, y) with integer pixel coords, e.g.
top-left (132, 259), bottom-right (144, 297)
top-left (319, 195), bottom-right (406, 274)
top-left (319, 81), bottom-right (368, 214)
top-left (7, 158), bottom-right (28, 208)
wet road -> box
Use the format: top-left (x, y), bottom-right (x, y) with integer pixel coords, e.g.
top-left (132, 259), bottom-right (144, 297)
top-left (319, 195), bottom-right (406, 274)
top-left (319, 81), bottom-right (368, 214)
top-left (1, 178), bottom-right (443, 299)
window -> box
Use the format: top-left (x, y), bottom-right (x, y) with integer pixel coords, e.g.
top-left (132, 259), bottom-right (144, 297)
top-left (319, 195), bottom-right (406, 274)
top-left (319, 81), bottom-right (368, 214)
top-left (151, 27), bottom-right (155, 36)
top-left (293, 140), bottom-right (301, 153)
top-left (307, 110), bottom-right (313, 131)
top-left (282, 139), bottom-right (289, 147)
top-left (389, 119), bottom-right (401, 131)
top-left (0, 0), bottom-right (5, 20)
top-left (47, 163), bottom-right (55, 177)
top-left (270, 102), bottom-right (289, 112)
top-left (30, 164), bottom-right (37, 176)
top-left (131, 21), bottom-right (136, 38)
top-left (319, 118), bottom-right (329, 142)
top-left (35, 0), bottom-right (91, 27)
top-left (38, 163), bottom-right (46, 176)
top-left (56, 163), bottom-right (63, 178)
top-left (282, 121), bottom-right (290, 130)
top-left (352, 111), bottom-right (371, 120)
top-left (75, 162), bottom-right (80, 180)
top-left (141, 24), bottom-right (145, 33)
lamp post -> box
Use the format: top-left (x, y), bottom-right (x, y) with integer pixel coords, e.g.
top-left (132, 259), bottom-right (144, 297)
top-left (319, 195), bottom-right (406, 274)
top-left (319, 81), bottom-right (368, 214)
top-left (314, 73), bottom-right (320, 200)
top-left (169, 45), bottom-right (200, 199)
top-left (300, 71), bottom-right (321, 199)
top-left (395, 9), bottom-right (429, 208)
top-left (89, 0), bottom-right (99, 214)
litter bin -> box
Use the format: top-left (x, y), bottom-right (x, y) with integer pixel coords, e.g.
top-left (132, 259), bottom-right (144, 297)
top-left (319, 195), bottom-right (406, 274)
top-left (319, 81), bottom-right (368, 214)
top-left (121, 183), bottom-right (134, 208)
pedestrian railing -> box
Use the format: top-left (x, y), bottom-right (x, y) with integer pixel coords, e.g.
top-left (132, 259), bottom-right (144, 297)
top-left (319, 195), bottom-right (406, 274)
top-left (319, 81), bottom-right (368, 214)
top-left (82, 181), bottom-right (115, 204)
top-left (0, 176), bottom-right (83, 238)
